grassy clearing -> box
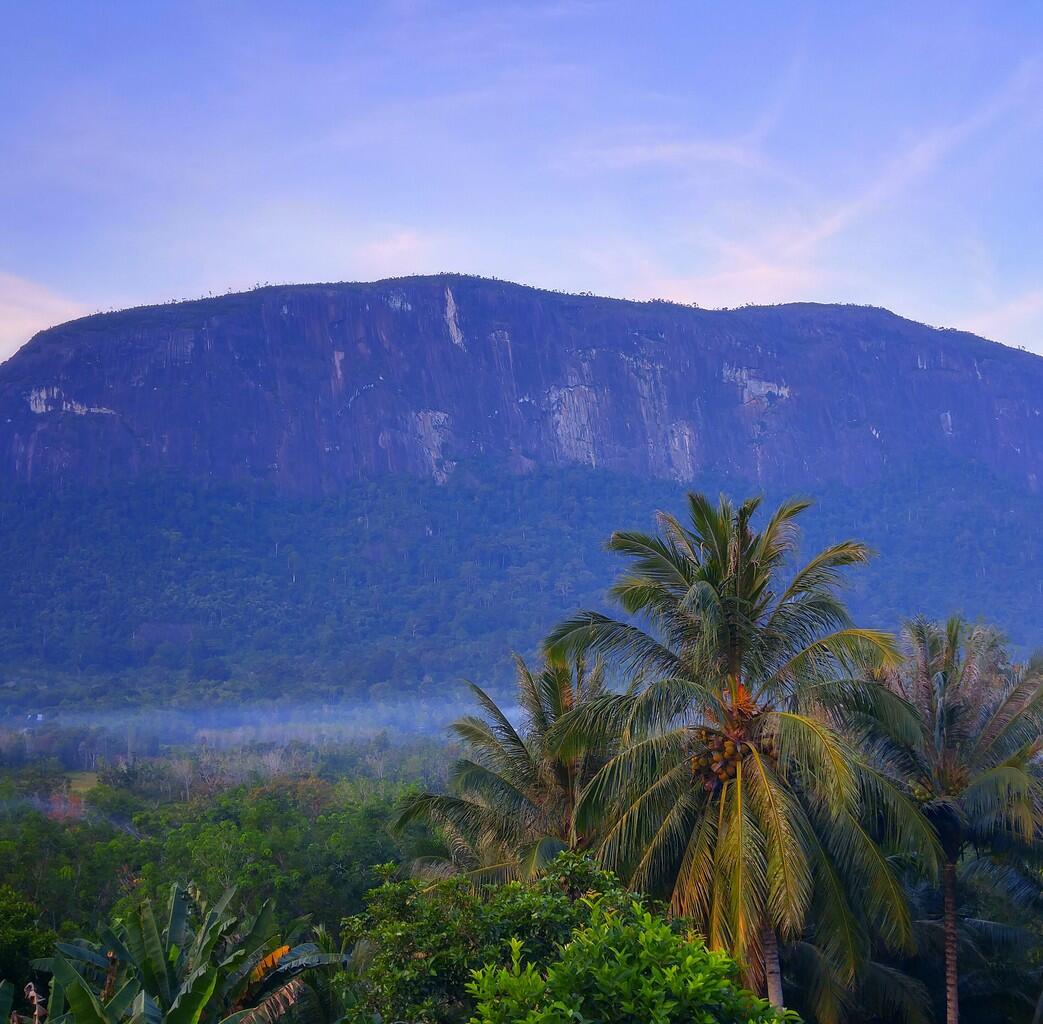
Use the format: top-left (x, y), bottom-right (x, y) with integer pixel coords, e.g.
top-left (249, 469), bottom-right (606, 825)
top-left (67, 771), bottom-right (99, 794)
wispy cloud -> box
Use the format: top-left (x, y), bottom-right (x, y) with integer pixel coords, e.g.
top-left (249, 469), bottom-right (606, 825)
top-left (575, 137), bottom-right (769, 172)
top-left (0, 273), bottom-right (86, 364)
top-left (591, 59), bottom-right (1043, 318)
top-left (961, 288), bottom-right (1043, 347)
top-left (355, 229), bottom-right (442, 276)
top-left (639, 261), bottom-right (823, 308)
top-left (787, 58), bottom-right (1042, 256)
top-left (608, 52), bottom-right (802, 169)
top-left (562, 53), bottom-right (805, 178)
top-left (573, 233), bottom-right (824, 310)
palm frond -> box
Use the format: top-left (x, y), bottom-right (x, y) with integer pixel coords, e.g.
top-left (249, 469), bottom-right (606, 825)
top-left (763, 711), bottom-right (857, 809)
top-left (744, 745), bottom-right (813, 938)
top-left (544, 611), bottom-right (681, 676)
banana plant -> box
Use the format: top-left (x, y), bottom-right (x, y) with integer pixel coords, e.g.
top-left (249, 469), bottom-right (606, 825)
top-left (33, 884), bottom-right (348, 1024)
top-left (1, 978), bottom-right (60, 1024)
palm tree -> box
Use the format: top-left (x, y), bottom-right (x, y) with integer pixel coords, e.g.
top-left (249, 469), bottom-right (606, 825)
top-left (394, 654), bottom-right (615, 880)
top-left (886, 617), bottom-right (1043, 1024)
top-left (545, 493), bottom-right (937, 1009)
top-left (894, 869), bottom-right (1042, 1024)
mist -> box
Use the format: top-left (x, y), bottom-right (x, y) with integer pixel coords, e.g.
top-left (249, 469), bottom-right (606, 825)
top-left (1, 697), bottom-right (495, 753)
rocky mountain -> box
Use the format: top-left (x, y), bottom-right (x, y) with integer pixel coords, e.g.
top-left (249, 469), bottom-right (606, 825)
top-left (1, 275), bottom-right (1041, 708)
top-left (2, 274), bottom-right (1041, 494)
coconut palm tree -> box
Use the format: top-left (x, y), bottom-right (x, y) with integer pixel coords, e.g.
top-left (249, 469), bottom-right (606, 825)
top-left (886, 617), bottom-right (1043, 1024)
top-left (545, 493), bottom-right (937, 1009)
top-left (394, 654), bottom-right (615, 881)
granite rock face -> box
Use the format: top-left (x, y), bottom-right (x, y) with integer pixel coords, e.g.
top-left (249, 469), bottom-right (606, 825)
top-left (1, 274), bottom-right (1041, 492)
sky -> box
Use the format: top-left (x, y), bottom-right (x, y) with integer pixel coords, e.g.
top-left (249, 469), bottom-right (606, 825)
top-left (1, 0), bottom-right (1042, 362)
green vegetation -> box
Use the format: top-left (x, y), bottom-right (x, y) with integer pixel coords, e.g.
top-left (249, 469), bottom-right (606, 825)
top-left (1, 462), bottom-right (1040, 708)
top-left (38, 882), bottom-right (346, 1024)
top-left (339, 854), bottom-right (634, 1024)
top-left (1, 854), bottom-right (788, 1024)
top-left (393, 493), bottom-right (1043, 1022)
top-left (1, 489), bottom-right (1041, 1023)
top-left (0, 739), bottom-right (440, 953)
top-left (469, 902), bottom-right (795, 1024)
top-left (0, 886), bottom-right (56, 992)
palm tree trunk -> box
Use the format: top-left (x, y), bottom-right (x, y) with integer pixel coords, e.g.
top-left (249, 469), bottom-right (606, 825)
top-left (943, 860), bottom-right (959, 1024)
top-left (762, 924), bottom-right (784, 1009)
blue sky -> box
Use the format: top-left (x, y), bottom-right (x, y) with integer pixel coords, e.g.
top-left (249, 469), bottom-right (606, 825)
top-left (2, 1), bottom-right (1042, 360)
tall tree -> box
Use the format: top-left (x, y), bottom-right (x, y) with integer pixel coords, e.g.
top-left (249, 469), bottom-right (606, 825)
top-left (887, 617), bottom-right (1043, 1024)
top-left (395, 655), bottom-right (615, 880)
top-left (546, 493), bottom-right (937, 1009)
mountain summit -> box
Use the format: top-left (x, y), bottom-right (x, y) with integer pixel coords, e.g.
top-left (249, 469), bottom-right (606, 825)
top-left (2, 274), bottom-right (1040, 493)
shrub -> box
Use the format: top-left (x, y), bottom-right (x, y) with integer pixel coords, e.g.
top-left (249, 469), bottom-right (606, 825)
top-left (0, 885), bottom-right (55, 990)
top-left (340, 854), bottom-right (634, 1024)
top-left (468, 900), bottom-right (798, 1024)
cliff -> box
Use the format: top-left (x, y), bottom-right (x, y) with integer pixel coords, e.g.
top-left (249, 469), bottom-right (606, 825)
top-left (2, 275), bottom-right (1040, 493)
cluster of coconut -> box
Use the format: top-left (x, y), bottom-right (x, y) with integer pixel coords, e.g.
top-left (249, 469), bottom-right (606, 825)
top-left (910, 779), bottom-right (934, 802)
top-left (689, 728), bottom-right (741, 791)
top-left (689, 727), bottom-right (779, 791)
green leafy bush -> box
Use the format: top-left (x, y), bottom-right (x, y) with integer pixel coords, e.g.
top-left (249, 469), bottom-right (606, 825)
top-left (340, 854), bottom-right (633, 1024)
top-left (0, 885), bottom-right (56, 990)
top-left (468, 901), bottom-right (798, 1024)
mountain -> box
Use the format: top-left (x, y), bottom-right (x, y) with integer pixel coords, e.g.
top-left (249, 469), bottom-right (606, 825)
top-left (0, 275), bottom-right (1040, 709)
top-left (2, 274), bottom-right (1040, 493)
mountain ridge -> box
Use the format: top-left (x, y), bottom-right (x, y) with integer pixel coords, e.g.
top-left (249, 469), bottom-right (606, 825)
top-left (7, 273), bottom-right (1032, 372)
top-left (2, 274), bottom-right (1041, 495)
top-left (4, 271), bottom-right (1031, 348)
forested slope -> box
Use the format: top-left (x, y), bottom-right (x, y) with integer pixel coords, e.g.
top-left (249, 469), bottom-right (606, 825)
top-left (1, 460), bottom-right (1038, 709)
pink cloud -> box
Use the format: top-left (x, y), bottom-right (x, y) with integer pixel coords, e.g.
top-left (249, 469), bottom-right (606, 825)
top-left (961, 288), bottom-right (1043, 352)
top-left (0, 273), bottom-right (87, 363)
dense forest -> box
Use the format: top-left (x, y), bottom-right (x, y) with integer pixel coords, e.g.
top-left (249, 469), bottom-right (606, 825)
top-left (1, 490), bottom-right (1041, 1024)
top-left (1, 460), bottom-right (1040, 710)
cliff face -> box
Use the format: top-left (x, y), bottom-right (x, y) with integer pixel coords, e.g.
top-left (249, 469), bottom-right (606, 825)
top-left (1, 274), bottom-right (1041, 492)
